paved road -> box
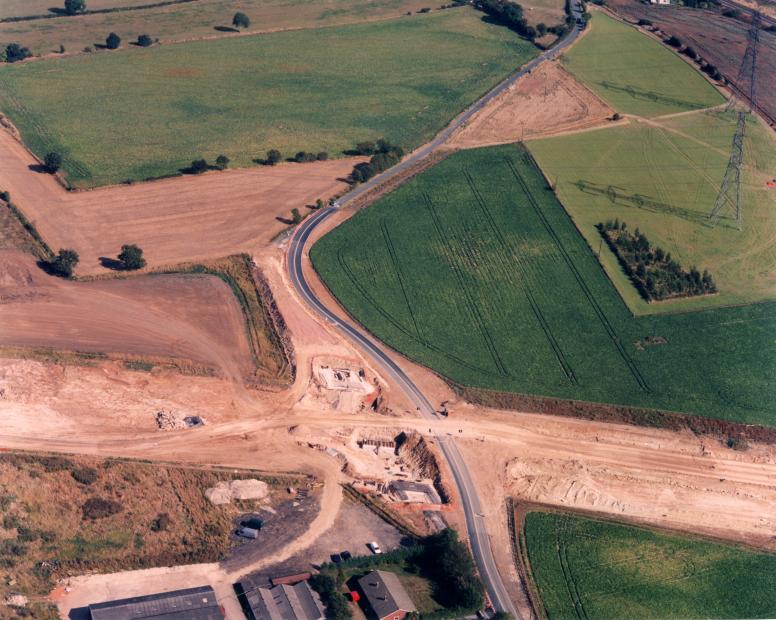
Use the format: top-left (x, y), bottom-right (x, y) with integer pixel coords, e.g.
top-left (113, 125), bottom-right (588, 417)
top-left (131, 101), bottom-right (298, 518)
top-left (288, 10), bottom-right (583, 618)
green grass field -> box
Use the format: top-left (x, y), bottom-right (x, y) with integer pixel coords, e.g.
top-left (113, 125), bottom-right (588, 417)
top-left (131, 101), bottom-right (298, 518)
top-left (0, 8), bottom-right (537, 187)
top-left (0, 0), bottom-right (439, 59)
top-left (311, 145), bottom-right (776, 426)
top-left (562, 12), bottom-right (724, 117)
top-left (528, 111), bottom-right (776, 312)
top-left (523, 511), bottom-right (776, 619)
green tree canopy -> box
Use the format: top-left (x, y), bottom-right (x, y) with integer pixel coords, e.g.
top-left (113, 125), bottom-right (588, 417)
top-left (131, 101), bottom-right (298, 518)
top-left (51, 249), bottom-right (79, 278)
top-left (232, 12), bottom-right (250, 29)
top-left (118, 244), bottom-right (146, 270)
top-left (137, 34), bottom-right (153, 47)
top-left (43, 152), bottom-right (62, 173)
top-left (105, 32), bottom-right (121, 50)
top-left (64, 0), bottom-right (86, 15)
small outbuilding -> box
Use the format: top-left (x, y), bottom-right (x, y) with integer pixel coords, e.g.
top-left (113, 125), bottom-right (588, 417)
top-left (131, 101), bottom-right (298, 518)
top-left (357, 570), bottom-right (417, 620)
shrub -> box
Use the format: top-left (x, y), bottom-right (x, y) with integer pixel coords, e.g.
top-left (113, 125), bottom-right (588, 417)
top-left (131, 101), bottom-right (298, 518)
top-left (50, 249), bottom-right (79, 278)
top-left (4, 43), bottom-right (31, 63)
top-left (316, 151), bottom-right (329, 161)
top-left (682, 46), bottom-right (697, 59)
top-left (0, 191), bottom-right (10, 202)
top-left (233, 11), bottom-right (250, 28)
top-left (215, 154), bottom-right (230, 170)
top-left (294, 151), bottom-right (317, 163)
top-left (82, 497), bottom-right (122, 520)
top-left (265, 149), bottom-right (282, 165)
top-left (150, 512), bottom-right (171, 532)
top-left (43, 152), bottom-right (62, 174)
top-left (355, 141), bottom-right (376, 155)
top-left (64, 0), bottom-right (86, 15)
top-left (189, 159), bottom-right (208, 174)
top-left (105, 32), bottom-right (121, 50)
top-left (666, 35), bottom-right (682, 47)
top-left (638, 18), bottom-right (652, 26)
top-left (291, 208), bottom-right (303, 224)
top-left (137, 34), bottom-right (153, 47)
top-left (118, 244), bottom-right (146, 270)
top-left (71, 466), bottom-right (98, 485)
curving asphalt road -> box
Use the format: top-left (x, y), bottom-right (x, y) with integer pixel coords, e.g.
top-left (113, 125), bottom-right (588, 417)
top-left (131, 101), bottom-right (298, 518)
top-left (288, 10), bottom-right (583, 618)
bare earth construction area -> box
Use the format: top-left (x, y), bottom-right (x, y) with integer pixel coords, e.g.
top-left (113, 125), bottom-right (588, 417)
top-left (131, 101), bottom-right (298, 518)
top-left (449, 60), bottom-right (614, 148)
top-left (0, 250), bottom-right (254, 379)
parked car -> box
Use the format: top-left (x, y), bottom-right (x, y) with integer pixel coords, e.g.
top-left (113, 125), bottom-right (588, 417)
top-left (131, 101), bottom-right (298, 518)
top-left (237, 527), bottom-right (259, 539)
top-left (330, 553), bottom-right (342, 563)
top-left (367, 541), bottom-right (382, 554)
top-left (341, 550), bottom-right (352, 560)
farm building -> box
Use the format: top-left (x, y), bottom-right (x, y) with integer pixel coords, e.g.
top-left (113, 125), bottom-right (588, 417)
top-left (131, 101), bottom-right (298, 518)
top-left (649, 0), bottom-right (671, 5)
top-left (88, 585), bottom-right (222, 619)
top-left (357, 570), bottom-right (417, 620)
top-left (236, 579), bottom-right (325, 620)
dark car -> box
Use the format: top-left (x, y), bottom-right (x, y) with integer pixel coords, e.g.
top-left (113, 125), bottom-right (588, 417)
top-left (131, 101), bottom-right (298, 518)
top-left (330, 553), bottom-right (342, 563)
top-left (340, 550), bottom-right (352, 560)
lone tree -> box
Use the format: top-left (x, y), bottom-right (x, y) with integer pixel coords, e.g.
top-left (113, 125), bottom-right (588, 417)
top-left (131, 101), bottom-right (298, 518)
top-left (50, 249), bottom-right (79, 278)
top-left (43, 152), bottom-right (62, 174)
top-left (189, 159), bottom-right (208, 174)
top-left (215, 154), bottom-right (230, 170)
top-left (291, 208), bottom-right (302, 224)
top-left (265, 149), bottom-right (282, 165)
top-left (4, 43), bottom-right (32, 63)
top-left (118, 244), bottom-right (146, 270)
top-left (105, 32), bottom-right (121, 49)
top-left (137, 34), bottom-right (153, 47)
top-left (64, 0), bottom-right (86, 15)
top-left (232, 12), bottom-right (250, 29)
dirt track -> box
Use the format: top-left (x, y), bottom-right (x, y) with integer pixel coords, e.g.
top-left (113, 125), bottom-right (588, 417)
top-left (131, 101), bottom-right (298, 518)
top-left (0, 250), bottom-right (253, 378)
top-left (449, 61), bottom-right (613, 148)
top-left (0, 127), bottom-right (360, 275)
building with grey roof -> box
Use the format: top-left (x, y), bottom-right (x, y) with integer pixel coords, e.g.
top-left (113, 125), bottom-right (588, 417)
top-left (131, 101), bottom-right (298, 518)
top-left (238, 580), bottom-right (325, 620)
top-left (357, 570), bottom-right (417, 620)
top-left (88, 585), bottom-right (222, 620)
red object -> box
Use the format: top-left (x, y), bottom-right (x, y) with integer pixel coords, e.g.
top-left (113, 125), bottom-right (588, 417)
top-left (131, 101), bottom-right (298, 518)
top-left (348, 591), bottom-right (361, 602)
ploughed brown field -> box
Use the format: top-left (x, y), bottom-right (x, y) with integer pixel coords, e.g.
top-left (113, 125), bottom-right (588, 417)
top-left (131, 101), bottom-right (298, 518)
top-left (0, 128), bottom-right (360, 274)
top-left (0, 250), bottom-right (254, 379)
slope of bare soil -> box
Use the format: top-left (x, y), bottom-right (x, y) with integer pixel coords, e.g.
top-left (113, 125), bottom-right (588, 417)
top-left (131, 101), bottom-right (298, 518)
top-left (0, 127), bottom-right (359, 274)
top-left (0, 251), bottom-right (253, 378)
top-left (449, 61), bottom-right (614, 148)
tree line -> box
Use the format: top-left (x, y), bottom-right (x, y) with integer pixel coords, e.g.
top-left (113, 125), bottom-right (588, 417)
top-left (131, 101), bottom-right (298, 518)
top-left (598, 220), bottom-right (716, 301)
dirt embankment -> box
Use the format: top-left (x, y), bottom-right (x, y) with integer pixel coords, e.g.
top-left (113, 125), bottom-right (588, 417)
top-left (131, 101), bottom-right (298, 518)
top-left (0, 126), bottom-right (361, 275)
top-left (397, 431), bottom-right (451, 503)
top-left (449, 61), bottom-right (614, 148)
top-left (0, 250), bottom-right (254, 380)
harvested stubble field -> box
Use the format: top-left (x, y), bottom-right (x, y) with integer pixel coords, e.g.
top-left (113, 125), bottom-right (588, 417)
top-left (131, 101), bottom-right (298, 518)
top-left (528, 110), bottom-right (776, 312)
top-left (562, 12), bottom-right (724, 117)
top-left (311, 145), bottom-right (776, 426)
top-left (523, 511), bottom-right (776, 619)
top-left (0, 250), bottom-right (254, 381)
top-left (0, 7), bottom-right (537, 187)
top-left (605, 0), bottom-right (776, 124)
top-left (0, 452), bottom-right (301, 601)
top-left (0, 126), bottom-right (358, 273)
top-left (0, 0), bottom-right (439, 59)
